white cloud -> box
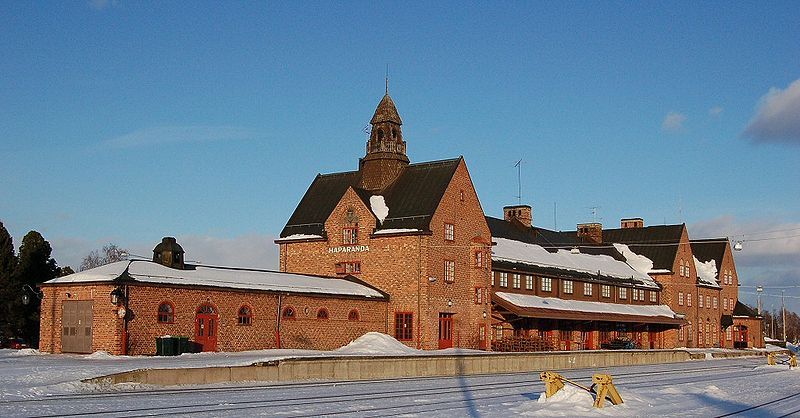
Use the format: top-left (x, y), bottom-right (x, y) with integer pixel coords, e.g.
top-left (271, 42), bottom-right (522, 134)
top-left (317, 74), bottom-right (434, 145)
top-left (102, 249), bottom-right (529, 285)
top-left (661, 111), bottom-right (686, 132)
top-left (103, 126), bottom-right (259, 148)
top-left (709, 106), bottom-right (724, 118)
top-left (743, 78), bottom-right (800, 144)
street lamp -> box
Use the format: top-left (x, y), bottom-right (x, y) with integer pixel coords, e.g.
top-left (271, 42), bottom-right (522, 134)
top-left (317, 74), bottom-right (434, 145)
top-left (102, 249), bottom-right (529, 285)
top-left (110, 287), bottom-right (126, 306)
top-left (21, 285), bottom-right (42, 305)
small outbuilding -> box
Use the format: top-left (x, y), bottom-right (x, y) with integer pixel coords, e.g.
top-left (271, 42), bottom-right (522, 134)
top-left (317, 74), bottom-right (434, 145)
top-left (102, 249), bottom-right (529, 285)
top-left (38, 238), bottom-right (389, 355)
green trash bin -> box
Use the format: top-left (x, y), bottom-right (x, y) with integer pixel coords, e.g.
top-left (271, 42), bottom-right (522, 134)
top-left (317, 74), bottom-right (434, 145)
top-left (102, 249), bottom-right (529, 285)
top-left (176, 336), bottom-right (190, 354)
top-left (156, 336), bottom-right (177, 356)
top-left (155, 337), bottom-right (164, 356)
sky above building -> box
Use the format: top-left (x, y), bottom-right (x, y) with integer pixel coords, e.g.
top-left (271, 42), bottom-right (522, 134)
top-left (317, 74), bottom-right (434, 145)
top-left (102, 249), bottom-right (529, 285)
top-left (1, 2), bottom-right (799, 311)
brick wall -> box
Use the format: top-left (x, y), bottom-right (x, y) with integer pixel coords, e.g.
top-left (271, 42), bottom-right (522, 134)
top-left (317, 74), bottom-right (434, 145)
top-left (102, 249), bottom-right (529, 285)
top-left (39, 282), bottom-right (387, 355)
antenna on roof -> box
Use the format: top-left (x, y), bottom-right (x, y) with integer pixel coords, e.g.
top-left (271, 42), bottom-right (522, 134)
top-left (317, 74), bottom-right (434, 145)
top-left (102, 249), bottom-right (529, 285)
top-left (385, 64), bottom-right (389, 94)
top-left (589, 206), bottom-right (602, 223)
top-left (514, 159), bottom-right (523, 205)
top-left (554, 202), bottom-right (557, 231)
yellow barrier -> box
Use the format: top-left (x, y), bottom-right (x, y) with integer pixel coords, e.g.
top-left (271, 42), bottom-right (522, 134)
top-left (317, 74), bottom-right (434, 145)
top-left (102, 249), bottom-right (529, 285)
top-left (539, 371), bottom-right (623, 408)
top-left (592, 374), bottom-right (624, 408)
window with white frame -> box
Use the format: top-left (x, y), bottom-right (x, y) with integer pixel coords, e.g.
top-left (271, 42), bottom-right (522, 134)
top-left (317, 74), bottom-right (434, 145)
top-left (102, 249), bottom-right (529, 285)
top-left (563, 280), bottom-right (573, 294)
top-left (474, 251), bottom-right (483, 268)
top-left (541, 277), bottom-right (552, 292)
top-left (491, 272), bottom-right (495, 286)
top-left (474, 287), bottom-right (484, 304)
top-left (713, 296), bottom-right (718, 309)
top-left (499, 272), bottom-right (508, 288)
top-left (687, 293), bottom-right (692, 307)
top-left (444, 260), bottom-right (455, 283)
top-left (638, 289), bottom-right (645, 301)
top-left (679, 260), bottom-right (685, 277)
top-left (726, 326), bottom-right (732, 341)
top-left (601, 285), bottom-right (611, 298)
top-left (706, 295), bottom-right (711, 309)
top-left (632, 288), bottom-right (639, 301)
top-left (444, 223), bottom-right (454, 241)
top-left (679, 326), bottom-right (685, 341)
top-left (619, 287), bottom-right (627, 299)
top-left (650, 291), bottom-right (657, 303)
top-left (512, 274), bottom-right (520, 289)
top-left (723, 298), bottom-right (728, 311)
top-left (699, 294), bottom-right (704, 308)
top-left (525, 275), bottom-right (533, 290)
top-left (584, 283), bottom-right (592, 296)
top-left (678, 292), bottom-right (684, 306)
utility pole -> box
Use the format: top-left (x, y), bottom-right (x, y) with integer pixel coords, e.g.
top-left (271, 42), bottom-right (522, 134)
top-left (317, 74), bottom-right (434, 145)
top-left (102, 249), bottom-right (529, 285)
top-left (782, 290), bottom-right (787, 342)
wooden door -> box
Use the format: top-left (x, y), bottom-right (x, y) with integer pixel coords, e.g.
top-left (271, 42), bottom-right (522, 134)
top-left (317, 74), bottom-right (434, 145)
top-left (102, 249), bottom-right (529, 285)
top-left (195, 304), bottom-right (218, 352)
top-left (438, 313), bottom-right (453, 349)
top-left (62, 301), bottom-right (93, 353)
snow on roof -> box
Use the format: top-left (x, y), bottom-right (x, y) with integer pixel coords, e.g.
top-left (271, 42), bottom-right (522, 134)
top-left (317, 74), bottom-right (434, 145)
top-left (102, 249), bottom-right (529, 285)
top-left (372, 228), bottom-right (420, 235)
top-left (493, 238), bottom-right (658, 288)
top-left (495, 292), bottom-right (678, 318)
top-left (694, 256), bottom-right (720, 288)
top-left (334, 332), bottom-right (420, 355)
top-left (274, 234), bottom-right (324, 242)
top-left (370, 195), bottom-right (389, 224)
top-left (43, 260), bottom-right (385, 298)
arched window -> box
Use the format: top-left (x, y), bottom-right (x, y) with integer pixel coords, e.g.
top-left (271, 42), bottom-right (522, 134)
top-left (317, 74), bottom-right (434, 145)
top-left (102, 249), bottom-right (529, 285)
top-left (377, 129), bottom-right (384, 140)
top-left (348, 309), bottom-right (360, 321)
top-left (238, 305), bottom-right (253, 325)
top-left (282, 306), bottom-right (296, 319)
top-left (317, 308), bottom-right (329, 320)
top-left (157, 302), bottom-right (175, 323)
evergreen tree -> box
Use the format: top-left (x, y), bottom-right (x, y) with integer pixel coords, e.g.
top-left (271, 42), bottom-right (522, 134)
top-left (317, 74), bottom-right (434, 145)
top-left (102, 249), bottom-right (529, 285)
top-left (0, 222), bottom-right (18, 338)
top-left (14, 231), bottom-right (59, 345)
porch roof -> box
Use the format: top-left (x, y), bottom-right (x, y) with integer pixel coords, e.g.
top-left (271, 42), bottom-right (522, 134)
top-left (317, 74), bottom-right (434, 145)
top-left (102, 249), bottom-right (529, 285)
top-left (493, 292), bottom-right (685, 326)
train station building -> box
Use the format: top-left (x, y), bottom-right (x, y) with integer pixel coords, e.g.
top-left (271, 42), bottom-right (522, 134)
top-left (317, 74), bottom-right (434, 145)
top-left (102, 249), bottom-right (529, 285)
top-left (36, 90), bottom-right (761, 354)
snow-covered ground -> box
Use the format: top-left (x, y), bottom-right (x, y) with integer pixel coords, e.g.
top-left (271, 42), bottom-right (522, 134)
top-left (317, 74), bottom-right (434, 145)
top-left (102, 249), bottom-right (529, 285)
top-left (1, 333), bottom-right (797, 417)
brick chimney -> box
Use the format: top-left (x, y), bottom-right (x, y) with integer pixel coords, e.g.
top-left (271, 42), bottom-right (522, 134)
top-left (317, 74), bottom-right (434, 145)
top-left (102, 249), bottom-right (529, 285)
top-left (577, 223), bottom-right (602, 244)
top-left (504, 205), bottom-right (532, 228)
top-left (621, 218), bottom-right (644, 229)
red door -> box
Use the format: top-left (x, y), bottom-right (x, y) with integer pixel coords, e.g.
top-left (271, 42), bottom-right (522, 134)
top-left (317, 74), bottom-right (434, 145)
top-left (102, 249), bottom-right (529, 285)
top-left (438, 313), bottom-right (453, 349)
top-left (478, 324), bottom-right (487, 350)
top-left (195, 304), bottom-right (218, 352)
top-left (649, 331), bottom-right (658, 349)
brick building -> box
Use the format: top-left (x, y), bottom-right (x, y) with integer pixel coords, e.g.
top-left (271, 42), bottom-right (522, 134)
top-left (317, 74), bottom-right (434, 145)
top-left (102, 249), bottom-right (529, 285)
top-left (38, 238), bottom-right (388, 355)
top-left (277, 90), bottom-right (493, 350)
top-left (487, 207), bottom-right (684, 351)
top-left (691, 238), bottom-right (763, 348)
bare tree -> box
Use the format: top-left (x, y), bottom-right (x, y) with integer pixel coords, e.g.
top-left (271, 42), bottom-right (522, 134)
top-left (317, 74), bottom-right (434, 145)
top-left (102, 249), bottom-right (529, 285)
top-left (80, 244), bottom-right (128, 271)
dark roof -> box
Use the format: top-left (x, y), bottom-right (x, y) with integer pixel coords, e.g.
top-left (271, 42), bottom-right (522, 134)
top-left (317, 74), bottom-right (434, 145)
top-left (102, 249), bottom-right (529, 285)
top-left (601, 225), bottom-right (686, 271)
top-left (690, 238), bottom-right (728, 272)
top-left (486, 216), bottom-right (625, 262)
top-left (280, 171), bottom-right (360, 237)
top-left (370, 93), bottom-right (402, 125)
top-left (280, 158), bottom-right (461, 237)
top-left (733, 300), bottom-right (760, 318)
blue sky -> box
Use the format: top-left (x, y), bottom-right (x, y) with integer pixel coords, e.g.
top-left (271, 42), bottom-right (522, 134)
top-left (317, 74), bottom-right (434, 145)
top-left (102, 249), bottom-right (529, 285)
top-left (1, 2), bottom-right (799, 312)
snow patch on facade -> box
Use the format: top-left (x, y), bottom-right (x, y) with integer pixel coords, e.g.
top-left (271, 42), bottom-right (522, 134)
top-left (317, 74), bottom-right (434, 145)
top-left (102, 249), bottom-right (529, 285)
top-left (370, 195), bottom-right (389, 224)
top-left (694, 256), bottom-right (720, 287)
top-left (613, 243), bottom-right (655, 274)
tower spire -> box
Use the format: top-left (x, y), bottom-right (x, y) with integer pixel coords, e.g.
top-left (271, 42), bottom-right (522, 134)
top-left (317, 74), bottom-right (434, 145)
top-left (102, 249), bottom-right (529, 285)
top-left (358, 83), bottom-right (408, 192)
